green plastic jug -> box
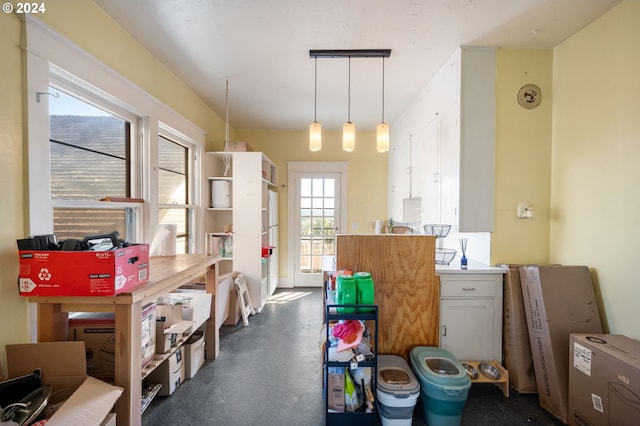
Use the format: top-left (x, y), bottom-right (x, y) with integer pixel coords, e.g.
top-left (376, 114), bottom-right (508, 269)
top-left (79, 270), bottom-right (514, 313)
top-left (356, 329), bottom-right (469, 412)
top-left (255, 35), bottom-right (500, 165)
top-left (336, 274), bottom-right (357, 313)
top-left (354, 272), bottom-right (375, 311)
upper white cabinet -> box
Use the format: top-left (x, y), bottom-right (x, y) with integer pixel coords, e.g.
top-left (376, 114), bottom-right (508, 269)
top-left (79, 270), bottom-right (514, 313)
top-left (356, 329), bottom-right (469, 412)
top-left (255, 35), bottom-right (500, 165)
top-left (389, 46), bottom-right (496, 232)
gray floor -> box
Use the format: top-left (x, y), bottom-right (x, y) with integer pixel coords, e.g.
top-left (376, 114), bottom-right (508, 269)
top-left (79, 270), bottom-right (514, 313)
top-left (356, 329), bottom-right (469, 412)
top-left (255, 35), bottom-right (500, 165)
top-left (142, 287), bottom-right (563, 425)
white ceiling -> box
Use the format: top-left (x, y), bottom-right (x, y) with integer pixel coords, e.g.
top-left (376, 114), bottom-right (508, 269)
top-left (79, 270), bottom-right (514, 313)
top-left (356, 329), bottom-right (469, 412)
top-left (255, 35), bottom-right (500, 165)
top-left (93, 0), bottom-right (621, 131)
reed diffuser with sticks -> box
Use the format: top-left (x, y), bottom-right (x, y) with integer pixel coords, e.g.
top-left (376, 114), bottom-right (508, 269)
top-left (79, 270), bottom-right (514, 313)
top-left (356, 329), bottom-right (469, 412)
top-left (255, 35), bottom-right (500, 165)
top-left (459, 237), bottom-right (468, 269)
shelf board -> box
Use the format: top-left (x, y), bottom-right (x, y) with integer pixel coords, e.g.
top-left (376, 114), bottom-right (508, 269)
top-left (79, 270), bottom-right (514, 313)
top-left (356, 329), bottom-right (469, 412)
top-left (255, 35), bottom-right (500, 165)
top-left (207, 207), bottom-right (233, 211)
top-left (140, 383), bottom-right (162, 414)
top-left (207, 176), bottom-right (232, 181)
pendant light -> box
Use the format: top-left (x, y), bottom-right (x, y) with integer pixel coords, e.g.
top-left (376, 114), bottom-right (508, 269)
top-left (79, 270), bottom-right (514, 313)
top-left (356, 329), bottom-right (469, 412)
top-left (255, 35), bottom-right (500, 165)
top-left (309, 56), bottom-right (322, 152)
top-left (343, 56), bottom-right (355, 152)
top-left (376, 56), bottom-right (389, 153)
top-left (309, 49), bottom-right (391, 153)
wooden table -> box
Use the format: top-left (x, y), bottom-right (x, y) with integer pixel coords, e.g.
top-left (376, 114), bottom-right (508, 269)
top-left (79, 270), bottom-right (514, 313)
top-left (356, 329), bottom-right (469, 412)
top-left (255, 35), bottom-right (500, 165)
top-left (28, 254), bottom-right (220, 426)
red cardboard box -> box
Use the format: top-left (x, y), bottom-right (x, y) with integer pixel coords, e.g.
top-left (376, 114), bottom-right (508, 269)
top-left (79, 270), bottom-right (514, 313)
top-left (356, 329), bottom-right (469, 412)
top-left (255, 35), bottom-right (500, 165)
top-left (18, 244), bottom-right (149, 296)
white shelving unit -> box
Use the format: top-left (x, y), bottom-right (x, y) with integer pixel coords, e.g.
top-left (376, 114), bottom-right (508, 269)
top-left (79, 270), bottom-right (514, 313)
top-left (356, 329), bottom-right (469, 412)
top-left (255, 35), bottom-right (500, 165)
top-left (205, 151), bottom-right (278, 312)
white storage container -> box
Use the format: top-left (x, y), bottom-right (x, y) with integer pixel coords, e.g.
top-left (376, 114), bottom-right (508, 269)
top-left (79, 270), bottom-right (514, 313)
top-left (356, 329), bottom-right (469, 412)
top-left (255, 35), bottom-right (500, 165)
top-left (211, 180), bottom-right (231, 208)
top-left (377, 355), bottom-right (420, 425)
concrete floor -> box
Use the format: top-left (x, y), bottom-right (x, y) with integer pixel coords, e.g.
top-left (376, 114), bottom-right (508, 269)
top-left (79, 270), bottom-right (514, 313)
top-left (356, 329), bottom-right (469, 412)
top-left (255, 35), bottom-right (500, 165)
top-left (141, 287), bottom-right (563, 426)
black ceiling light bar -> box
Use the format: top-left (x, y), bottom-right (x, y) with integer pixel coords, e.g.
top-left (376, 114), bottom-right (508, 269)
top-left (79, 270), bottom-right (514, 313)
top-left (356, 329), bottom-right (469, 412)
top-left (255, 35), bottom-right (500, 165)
top-left (309, 49), bottom-right (391, 59)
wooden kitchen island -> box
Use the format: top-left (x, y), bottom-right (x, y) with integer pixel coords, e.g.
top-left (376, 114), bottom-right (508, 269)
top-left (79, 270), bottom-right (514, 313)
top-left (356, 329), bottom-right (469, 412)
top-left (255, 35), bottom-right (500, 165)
top-left (335, 234), bottom-right (440, 358)
top-left (28, 254), bottom-right (221, 426)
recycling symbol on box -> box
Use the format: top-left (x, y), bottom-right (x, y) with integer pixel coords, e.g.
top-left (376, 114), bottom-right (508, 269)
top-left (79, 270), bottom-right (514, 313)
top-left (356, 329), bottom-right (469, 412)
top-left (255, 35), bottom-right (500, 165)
top-left (38, 268), bottom-right (52, 281)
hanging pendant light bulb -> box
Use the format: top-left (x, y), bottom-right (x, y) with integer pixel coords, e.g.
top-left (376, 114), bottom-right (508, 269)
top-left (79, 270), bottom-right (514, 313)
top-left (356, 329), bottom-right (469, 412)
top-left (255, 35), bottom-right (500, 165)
top-left (309, 57), bottom-right (322, 151)
top-left (377, 56), bottom-right (389, 153)
top-left (343, 57), bottom-right (355, 152)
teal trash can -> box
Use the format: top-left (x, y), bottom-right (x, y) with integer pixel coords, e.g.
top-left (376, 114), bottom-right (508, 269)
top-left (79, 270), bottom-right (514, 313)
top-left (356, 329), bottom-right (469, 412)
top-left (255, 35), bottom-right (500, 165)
top-left (409, 346), bottom-right (471, 426)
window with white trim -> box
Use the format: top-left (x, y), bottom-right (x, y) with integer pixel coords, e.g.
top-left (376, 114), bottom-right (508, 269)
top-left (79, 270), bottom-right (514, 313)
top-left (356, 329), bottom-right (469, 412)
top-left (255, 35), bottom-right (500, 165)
top-left (25, 17), bottom-right (205, 252)
top-left (157, 132), bottom-right (196, 254)
top-left (48, 82), bottom-right (141, 241)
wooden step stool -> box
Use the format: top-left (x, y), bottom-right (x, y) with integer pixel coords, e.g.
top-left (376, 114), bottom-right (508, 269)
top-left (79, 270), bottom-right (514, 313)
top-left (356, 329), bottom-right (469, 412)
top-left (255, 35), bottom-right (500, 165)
top-left (234, 273), bottom-right (255, 326)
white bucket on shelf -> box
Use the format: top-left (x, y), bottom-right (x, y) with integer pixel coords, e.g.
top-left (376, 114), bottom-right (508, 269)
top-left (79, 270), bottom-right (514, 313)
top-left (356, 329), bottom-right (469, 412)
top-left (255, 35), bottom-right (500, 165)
top-left (211, 180), bottom-right (231, 208)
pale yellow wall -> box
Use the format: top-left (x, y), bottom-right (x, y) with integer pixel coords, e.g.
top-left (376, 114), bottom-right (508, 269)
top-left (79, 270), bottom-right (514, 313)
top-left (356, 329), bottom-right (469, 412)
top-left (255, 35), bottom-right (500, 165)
top-left (551, 0), bottom-right (640, 337)
top-left (236, 129), bottom-right (388, 282)
top-left (491, 49), bottom-right (553, 265)
top-left (0, 1), bottom-right (227, 375)
top-left (0, 11), bottom-right (29, 376)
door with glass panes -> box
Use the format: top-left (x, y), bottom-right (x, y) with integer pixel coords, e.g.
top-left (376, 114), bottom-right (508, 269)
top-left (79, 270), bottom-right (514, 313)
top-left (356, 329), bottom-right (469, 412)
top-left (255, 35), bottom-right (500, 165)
top-left (293, 173), bottom-right (342, 286)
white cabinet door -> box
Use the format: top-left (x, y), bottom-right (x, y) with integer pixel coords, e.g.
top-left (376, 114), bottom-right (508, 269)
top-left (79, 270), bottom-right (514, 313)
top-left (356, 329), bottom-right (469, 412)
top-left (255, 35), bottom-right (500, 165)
top-left (439, 271), bottom-right (503, 362)
top-left (440, 298), bottom-right (494, 361)
top-left (423, 116), bottom-right (440, 224)
top-left (438, 104), bottom-right (460, 228)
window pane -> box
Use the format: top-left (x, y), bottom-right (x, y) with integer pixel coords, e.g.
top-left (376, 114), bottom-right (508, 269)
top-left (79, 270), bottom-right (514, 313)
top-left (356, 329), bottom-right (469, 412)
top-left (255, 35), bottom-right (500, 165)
top-left (49, 89), bottom-right (129, 200)
top-left (300, 178), bottom-right (311, 197)
top-left (159, 208), bottom-right (189, 254)
top-left (50, 144), bottom-right (126, 199)
top-left (158, 136), bottom-right (187, 204)
top-left (53, 208), bottom-right (127, 241)
top-left (312, 179), bottom-right (323, 197)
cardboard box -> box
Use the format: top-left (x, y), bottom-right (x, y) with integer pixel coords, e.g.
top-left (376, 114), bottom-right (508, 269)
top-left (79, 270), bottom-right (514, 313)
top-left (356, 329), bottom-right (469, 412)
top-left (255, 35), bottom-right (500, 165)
top-left (7, 342), bottom-right (88, 392)
top-left (46, 376), bottom-right (122, 426)
top-left (68, 312), bottom-right (116, 381)
top-left (223, 141), bottom-right (253, 152)
top-left (5, 342), bottom-right (122, 425)
top-left (68, 304), bottom-right (156, 373)
top-left (155, 302), bottom-right (193, 353)
top-left (147, 347), bottom-right (185, 396)
top-left (519, 265), bottom-right (604, 423)
top-left (184, 331), bottom-right (205, 379)
top-left (327, 367), bottom-right (345, 413)
top-left (171, 289), bottom-right (213, 332)
top-left (499, 264), bottom-right (537, 394)
top-left (141, 303), bottom-right (157, 367)
top-left (569, 334), bottom-right (640, 426)
top-left (18, 244), bottom-right (150, 296)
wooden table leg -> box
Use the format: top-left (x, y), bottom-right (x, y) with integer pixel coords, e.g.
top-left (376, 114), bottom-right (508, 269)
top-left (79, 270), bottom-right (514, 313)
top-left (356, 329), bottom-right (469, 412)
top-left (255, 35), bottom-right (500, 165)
top-left (204, 265), bottom-right (219, 360)
top-left (114, 301), bottom-right (142, 426)
top-left (37, 303), bottom-right (68, 342)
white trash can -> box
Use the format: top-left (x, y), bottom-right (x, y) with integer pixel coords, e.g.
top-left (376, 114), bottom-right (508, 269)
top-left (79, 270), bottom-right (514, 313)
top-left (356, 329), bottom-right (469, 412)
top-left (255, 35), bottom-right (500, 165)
top-left (377, 354), bottom-right (420, 425)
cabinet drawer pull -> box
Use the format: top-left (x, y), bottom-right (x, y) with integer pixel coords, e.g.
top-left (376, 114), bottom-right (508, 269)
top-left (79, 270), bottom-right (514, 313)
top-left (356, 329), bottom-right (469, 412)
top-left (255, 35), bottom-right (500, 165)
top-left (462, 287), bottom-right (476, 291)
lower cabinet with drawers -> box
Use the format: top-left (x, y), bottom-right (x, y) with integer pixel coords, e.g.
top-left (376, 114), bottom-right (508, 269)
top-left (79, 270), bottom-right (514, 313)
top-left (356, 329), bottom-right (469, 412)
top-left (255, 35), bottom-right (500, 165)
top-left (437, 265), bottom-right (505, 363)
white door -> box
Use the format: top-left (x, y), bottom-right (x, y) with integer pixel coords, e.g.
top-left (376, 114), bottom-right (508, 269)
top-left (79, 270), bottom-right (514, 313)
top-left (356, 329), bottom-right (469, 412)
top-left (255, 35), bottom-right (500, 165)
top-left (292, 172), bottom-right (343, 286)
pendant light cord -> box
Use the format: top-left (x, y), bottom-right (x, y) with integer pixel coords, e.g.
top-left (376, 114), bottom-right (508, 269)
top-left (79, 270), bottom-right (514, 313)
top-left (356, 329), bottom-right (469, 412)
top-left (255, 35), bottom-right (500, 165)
top-left (347, 56), bottom-right (351, 122)
top-left (314, 57), bottom-right (318, 122)
top-left (381, 57), bottom-right (385, 123)
top-left (223, 78), bottom-right (231, 176)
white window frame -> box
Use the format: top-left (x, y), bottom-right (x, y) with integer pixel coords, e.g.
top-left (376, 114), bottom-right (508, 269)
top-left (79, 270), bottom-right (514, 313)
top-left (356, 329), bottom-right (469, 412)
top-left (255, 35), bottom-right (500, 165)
top-left (23, 16), bottom-right (205, 252)
top-left (157, 123), bottom-right (201, 254)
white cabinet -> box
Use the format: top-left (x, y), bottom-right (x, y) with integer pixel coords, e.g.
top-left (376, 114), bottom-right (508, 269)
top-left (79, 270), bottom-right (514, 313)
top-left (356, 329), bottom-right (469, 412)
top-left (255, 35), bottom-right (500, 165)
top-left (205, 151), bottom-right (277, 312)
top-left (390, 46), bottom-right (496, 233)
top-left (438, 268), bottom-right (504, 362)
